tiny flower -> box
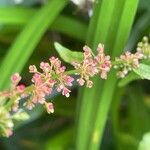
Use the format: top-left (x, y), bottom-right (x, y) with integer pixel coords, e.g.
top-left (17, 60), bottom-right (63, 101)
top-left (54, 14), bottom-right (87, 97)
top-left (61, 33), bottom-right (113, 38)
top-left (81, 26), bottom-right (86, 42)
top-left (25, 101), bottom-right (35, 110)
top-left (100, 72), bottom-right (107, 79)
top-left (117, 71), bottom-right (126, 78)
top-left (62, 87), bottom-right (71, 98)
top-left (97, 43), bottom-right (104, 52)
top-left (29, 65), bottom-right (37, 73)
top-left (72, 45), bottom-right (98, 87)
top-left (47, 79), bottom-right (56, 86)
top-left (59, 66), bottom-right (66, 73)
top-left (95, 44), bottom-right (111, 79)
top-left (40, 62), bottom-right (50, 72)
top-left (0, 109), bottom-right (14, 137)
top-left (45, 102), bottom-right (54, 114)
top-left (17, 84), bottom-right (25, 93)
top-left (83, 45), bottom-right (93, 58)
top-left (77, 78), bottom-right (85, 86)
top-left (11, 73), bottom-right (21, 85)
top-left (136, 36), bottom-right (150, 59)
top-left (86, 80), bottom-right (93, 88)
top-left (32, 73), bottom-right (42, 85)
top-left (114, 51), bottom-right (143, 78)
top-left (56, 84), bottom-right (64, 92)
top-left (64, 76), bottom-right (74, 86)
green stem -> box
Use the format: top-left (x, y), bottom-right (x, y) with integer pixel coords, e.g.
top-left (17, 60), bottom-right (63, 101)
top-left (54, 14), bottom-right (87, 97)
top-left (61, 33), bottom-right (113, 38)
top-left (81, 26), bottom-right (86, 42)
top-left (65, 70), bottom-right (77, 75)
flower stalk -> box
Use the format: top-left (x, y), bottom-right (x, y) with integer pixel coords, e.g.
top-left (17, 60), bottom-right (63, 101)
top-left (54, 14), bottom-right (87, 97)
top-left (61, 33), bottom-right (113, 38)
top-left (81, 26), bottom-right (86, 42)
top-left (0, 37), bottom-right (149, 137)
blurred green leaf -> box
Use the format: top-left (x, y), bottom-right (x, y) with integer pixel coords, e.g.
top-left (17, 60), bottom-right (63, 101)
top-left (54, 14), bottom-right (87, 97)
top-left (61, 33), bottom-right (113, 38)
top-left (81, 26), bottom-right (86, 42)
top-left (51, 15), bottom-right (87, 41)
top-left (45, 127), bottom-right (73, 150)
top-left (54, 42), bottom-right (83, 64)
top-left (0, 7), bottom-right (36, 25)
top-left (76, 0), bottom-right (139, 149)
top-left (138, 133), bottom-right (150, 150)
top-left (0, 0), bottom-right (38, 6)
top-left (0, 0), bottom-right (68, 90)
top-left (133, 63), bottom-right (150, 80)
top-left (12, 109), bottom-right (30, 121)
top-left (0, 7), bottom-right (87, 41)
top-left (54, 95), bottom-right (76, 117)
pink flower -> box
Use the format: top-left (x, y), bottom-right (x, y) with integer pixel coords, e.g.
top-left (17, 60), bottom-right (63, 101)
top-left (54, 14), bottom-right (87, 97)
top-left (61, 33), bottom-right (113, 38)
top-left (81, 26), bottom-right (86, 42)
top-left (56, 84), bottom-right (64, 92)
top-left (73, 43), bottom-right (111, 86)
top-left (115, 51), bottom-right (143, 78)
top-left (11, 73), bottom-right (21, 85)
top-left (17, 84), bottom-right (25, 93)
top-left (72, 45), bottom-right (98, 87)
top-left (45, 102), bottom-right (54, 114)
top-left (63, 75), bottom-right (74, 86)
top-left (77, 78), bottom-right (85, 86)
top-left (40, 62), bottom-right (51, 72)
top-left (29, 65), bottom-right (37, 73)
top-left (62, 87), bottom-right (71, 98)
top-left (95, 44), bottom-right (111, 79)
top-left (32, 73), bottom-right (43, 85)
top-left (86, 80), bottom-right (93, 88)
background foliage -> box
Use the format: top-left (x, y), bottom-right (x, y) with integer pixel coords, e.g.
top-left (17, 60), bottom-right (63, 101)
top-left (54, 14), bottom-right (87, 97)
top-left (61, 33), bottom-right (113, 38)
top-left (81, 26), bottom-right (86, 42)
top-left (0, 0), bottom-right (149, 150)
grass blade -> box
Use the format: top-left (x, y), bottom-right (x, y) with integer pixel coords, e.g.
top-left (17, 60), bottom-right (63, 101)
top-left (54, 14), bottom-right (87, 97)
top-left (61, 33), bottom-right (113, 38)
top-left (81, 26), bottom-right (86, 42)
top-left (0, 7), bottom-right (87, 41)
top-left (89, 0), bottom-right (139, 149)
top-left (76, 0), bottom-right (119, 149)
top-left (76, 0), bottom-right (139, 149)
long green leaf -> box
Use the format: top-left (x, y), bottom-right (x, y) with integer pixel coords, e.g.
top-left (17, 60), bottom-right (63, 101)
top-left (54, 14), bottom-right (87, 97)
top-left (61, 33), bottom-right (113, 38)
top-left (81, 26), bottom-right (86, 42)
top-left (0, 7), bottom-right (36, 24)
top-left (0, 0), bottom-right (68, 90)
top-left (45, 127), bottom-right (73, 150)
top-left (76, 0), bottom-right (119, 149)
top-left (0, 7), bottom-right (87, 41)
top-left (76, 0), bottom-right (139, 150)
top-left (89, 1), bottom-right (139, 149)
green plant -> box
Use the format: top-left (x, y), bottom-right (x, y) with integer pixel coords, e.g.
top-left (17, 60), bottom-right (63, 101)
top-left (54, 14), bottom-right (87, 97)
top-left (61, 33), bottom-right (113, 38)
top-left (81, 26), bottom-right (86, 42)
top-left (0, 0), bottom-right (149, 150)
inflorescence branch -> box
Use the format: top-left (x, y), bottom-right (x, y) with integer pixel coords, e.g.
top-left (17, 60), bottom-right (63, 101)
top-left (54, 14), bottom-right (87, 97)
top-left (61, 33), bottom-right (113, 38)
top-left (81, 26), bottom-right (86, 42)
top-left (0, 36), bottom-right (149, 137)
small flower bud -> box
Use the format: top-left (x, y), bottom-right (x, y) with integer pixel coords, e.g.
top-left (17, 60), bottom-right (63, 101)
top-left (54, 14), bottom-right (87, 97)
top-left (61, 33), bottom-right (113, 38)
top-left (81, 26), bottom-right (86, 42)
top-left (45, 102), bottom-right (54, 114)
top-left (77, 78), bottom-right (85, 86)
top-left (11, 73), bottom-right (21, 84)
top-left (17, 84), bottom-right (25, 93)
top-left (62, 87), bottom-right (70, 98)
top-left (29, 65), bottom-right (37, 73)
top-left (86, 80), bottom-right (93, 88)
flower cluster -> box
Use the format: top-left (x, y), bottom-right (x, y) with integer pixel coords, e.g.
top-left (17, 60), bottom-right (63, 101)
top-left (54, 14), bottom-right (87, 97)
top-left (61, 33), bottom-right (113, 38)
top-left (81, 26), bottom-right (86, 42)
top-left (114, 51), bottom-right (143, 78)
top-left (0, 108), bottom-right (13, 137)
top-left (72, 44), bottom-right (111, 87)
top-left (25, 57), bottom-right (74, 112)
top-left (0, 73), bottom-right (25, 112)
top-left (95, 44), bottom-right (112, 79)
top-left (0, 39), bottom-right (149, 138)
top-left (137, 36), bottom-right (150, 59)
